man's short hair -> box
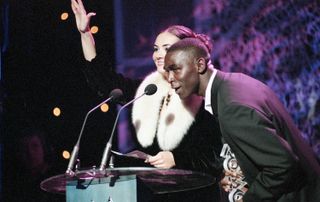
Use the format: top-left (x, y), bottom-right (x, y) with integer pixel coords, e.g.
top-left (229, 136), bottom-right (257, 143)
top-left (167, 38), bottom-right (211, 62)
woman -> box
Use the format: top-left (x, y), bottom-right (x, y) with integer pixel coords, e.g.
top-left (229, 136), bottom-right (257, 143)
top-left (71, 0), bottom-right (223, 201)
top-left (5, 126), bottom-right (64, 202)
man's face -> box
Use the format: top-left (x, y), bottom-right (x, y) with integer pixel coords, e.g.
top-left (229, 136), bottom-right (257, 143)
top-left (164, 50), bottom-right (200, 99)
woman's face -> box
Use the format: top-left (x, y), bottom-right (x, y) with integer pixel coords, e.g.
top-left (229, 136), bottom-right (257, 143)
top-left (19, 135), bottom-right (45, 170)
top-left (153, 31), bottom-right (180, 76)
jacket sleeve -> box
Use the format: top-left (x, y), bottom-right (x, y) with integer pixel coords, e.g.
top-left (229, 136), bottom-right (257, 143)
top-left (220, 104), bottom-right (303, 202)
top-left (80, 50), bottom-right (141, 102)
top-left (172, 109), bottom-right (224, 178)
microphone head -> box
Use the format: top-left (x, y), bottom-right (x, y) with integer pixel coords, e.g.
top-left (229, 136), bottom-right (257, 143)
top-left (109, 89), bottom-right (123, 102)
top-left (144, 84), bottom-right (157, 95)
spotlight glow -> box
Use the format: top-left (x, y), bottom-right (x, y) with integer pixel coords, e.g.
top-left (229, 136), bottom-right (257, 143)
top-left (100, 103), bottom-right (109, 112)
top-left (62, 150), bottom-right (70, 159)
top-left (61, 12), bottom-right (69, 21)
top-left (53, 107), bottom-right (61, 117)
top-left (91, 26), bottom-right (99, 34)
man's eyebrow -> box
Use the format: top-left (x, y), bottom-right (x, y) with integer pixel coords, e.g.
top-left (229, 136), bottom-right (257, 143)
top-left (164, 64), bottom-right (176, 70)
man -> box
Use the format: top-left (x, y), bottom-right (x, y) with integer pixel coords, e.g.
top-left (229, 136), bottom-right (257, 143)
top-left (164, 38), bottom-right (320, 202)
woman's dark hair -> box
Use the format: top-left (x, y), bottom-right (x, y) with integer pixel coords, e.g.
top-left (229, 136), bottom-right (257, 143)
top-left (162, 25), bottom-right (213, 54)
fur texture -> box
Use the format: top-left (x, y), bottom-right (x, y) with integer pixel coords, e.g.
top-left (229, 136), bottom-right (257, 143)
top-left (131, 71), bottom-right (203, 150)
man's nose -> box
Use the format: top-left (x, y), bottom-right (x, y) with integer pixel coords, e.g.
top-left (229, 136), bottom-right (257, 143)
top-left (167, 72), bottom-right (174, 82)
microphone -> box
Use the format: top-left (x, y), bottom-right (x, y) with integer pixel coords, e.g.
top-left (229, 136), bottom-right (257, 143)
top-left (99, 84), bottom-right (157, 171)
top-left (65, 88), bottom-right (123, 175)
top-left (144, 83), bottom-right (157, 95)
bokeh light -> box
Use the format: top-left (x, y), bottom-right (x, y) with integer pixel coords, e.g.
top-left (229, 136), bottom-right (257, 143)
top-left (53, 107), bottom-right (61, 117)
top-left (91, 26), bottom-right (99, 34)
top-left (100, 103), bottom-right (109, 112)
top-left (62, 150), bottom-right (70, 159)
top-left (60, 12), bottom-right (69, 21)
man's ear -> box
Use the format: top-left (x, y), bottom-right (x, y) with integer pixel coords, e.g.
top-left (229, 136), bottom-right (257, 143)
top-left (197, 57), bottom-right (207, 74)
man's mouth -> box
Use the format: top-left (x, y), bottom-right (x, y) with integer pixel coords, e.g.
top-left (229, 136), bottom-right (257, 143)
top-left (174, 86), bottom-right (181, 94)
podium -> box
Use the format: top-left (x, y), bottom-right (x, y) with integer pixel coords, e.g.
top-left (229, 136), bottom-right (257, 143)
top-left (41, 167), bottom-right (216, 202)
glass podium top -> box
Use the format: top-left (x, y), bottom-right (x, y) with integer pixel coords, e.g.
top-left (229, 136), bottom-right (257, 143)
top-left (41, 167), bottom-right (216, 194)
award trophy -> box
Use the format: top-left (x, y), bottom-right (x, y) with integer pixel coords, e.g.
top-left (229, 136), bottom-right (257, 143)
top-left (220, 144), bottom-right (247, 202)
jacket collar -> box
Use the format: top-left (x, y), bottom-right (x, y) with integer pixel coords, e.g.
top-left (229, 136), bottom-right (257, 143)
top-left (211, 70), bottom-right (226, 119)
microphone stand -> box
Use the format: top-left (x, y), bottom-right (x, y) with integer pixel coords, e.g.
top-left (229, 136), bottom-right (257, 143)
top-left (99, 93), bottom-right (146, 171)
top-left (66, 96), bottom-right (116, 175)
top-left (99, 83), bottom-right (157, 171)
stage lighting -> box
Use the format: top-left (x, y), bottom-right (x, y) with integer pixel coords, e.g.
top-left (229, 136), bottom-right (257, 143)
top-left (91, 26), bottom-right (99, 34)
top-left (62, 150), bottom-right (70, 159)
top-left (53, 107), bottom-right (61, 117)
top-left (61, 12), bottom-right (69, 21)
top-left (100, 103), bottom-right (109, 112)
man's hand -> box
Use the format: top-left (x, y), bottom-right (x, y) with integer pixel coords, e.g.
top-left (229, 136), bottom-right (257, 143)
top-left (220, 170), bottom-right (248, 192)
top-left (220, 170), bottom-right (237, 192)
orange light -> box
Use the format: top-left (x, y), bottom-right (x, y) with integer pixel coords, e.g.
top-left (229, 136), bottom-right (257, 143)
top-left (61, 12), bottom-right (69, 21)
top-left (91, 26), bottom-right (99, 34)
top-left (53, 107), bottom-right (61, 117)
top-left (62, 150), bottom-right (70, 159)
top-left (100, 103), bottom-right (109, 112)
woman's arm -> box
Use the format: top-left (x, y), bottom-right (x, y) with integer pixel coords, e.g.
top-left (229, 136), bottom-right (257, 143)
top-left (71, 0), bottom-right (141, 100)
top-left (71, 0), bottom-right (96, 61)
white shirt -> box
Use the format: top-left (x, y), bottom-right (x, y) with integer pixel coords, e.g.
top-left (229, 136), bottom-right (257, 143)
top-left (204, 68), bottom-right (217, 115)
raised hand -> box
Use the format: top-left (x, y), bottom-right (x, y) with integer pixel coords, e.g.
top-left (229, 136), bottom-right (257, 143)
top-left (71, 0), bottom-right (96, 33)
top-left (145, 151), bottom-right (176, 169)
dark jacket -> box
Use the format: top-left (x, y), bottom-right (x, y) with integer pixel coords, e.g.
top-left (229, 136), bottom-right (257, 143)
top-left (211, 70), bottom-right (320, 202)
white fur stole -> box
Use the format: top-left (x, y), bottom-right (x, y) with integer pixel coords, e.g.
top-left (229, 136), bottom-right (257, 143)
top-left (131, 71), bottom-right (203, 150)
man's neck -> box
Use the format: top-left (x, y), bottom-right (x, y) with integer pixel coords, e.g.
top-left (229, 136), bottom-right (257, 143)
top-left (198, 68), bottom-right (213, 97)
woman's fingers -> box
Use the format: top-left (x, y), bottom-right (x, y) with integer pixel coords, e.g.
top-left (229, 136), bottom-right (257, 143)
top-left (146, 152), bottom-right (175, 169)
top-left (77, 0), bottom-right (85, 10)
top-left (87, 12), bottom-right (96, 19)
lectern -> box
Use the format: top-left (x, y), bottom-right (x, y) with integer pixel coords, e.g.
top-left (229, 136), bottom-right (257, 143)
top-left (41, 167), bottom-right (216, 202)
